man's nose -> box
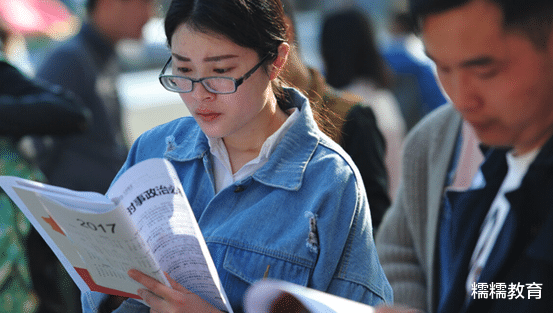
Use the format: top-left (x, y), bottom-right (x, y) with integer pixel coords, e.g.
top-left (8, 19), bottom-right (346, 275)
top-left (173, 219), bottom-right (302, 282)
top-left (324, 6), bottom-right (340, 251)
top-left (449, 71), bottom-right (483, 113)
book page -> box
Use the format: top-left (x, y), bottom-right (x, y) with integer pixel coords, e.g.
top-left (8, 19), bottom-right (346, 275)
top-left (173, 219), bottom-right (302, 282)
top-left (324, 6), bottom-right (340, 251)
top-left (14, 178), bottom-right (110, 204)
top-left (244, 279), bottom-right (374, 313)
top-left (31, 193), bottom-right (166, 298)
top-left (0, 177), bottom-right (90, 292)
top-left (14, 180), bottom-right (114, 213)
top-left (2, 176), bottom-right (164, 298)
top-left (107, 158), bottom-right (232, 312)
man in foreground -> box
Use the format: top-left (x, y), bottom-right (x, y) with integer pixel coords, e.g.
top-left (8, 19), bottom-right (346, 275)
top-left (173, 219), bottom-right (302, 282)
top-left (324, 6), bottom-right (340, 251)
top-left (375, 0), bottom-right (553, 312)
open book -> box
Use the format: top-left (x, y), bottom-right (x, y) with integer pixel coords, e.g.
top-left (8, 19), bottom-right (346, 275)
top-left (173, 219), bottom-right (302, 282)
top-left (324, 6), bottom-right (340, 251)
top-left (0, 158), bottom-right (232, 312)
top-left (244, 279), bottom-right (374, 313)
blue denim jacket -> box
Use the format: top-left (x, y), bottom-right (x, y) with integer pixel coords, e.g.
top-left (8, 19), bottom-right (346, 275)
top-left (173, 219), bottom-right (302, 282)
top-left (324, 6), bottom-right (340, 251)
top-left (82, 88), bottom-right (392, 312)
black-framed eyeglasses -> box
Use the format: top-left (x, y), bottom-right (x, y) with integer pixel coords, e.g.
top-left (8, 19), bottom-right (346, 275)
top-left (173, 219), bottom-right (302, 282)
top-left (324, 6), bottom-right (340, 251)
top-left (159, 54), bottom-right (271, 94)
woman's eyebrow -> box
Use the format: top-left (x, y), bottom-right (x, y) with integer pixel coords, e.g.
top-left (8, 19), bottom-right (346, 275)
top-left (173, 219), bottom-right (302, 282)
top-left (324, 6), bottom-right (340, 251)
top-left (171, 53), bottom-right (239, 62)
top-left (203, 55), bottom-right (239, 62)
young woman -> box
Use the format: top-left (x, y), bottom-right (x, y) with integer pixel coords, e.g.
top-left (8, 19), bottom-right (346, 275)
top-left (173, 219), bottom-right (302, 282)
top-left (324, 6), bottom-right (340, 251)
top-left (81, 0), bottom-right (392, 312)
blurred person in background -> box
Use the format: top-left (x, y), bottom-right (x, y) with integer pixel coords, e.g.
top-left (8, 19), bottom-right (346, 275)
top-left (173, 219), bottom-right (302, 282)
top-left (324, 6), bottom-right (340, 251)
top-left (1, 20), bottom-right (91, 313)
top-left (31, 0), bottom-right (154, 194)
top-left (321, 8), bottom-right (406, 200)
top-left (281, 0), bottom-right (391, 232)
top-left (382, 11), bottom-right (447, 130)
top-left (27, 0), bottom-right (154, 312)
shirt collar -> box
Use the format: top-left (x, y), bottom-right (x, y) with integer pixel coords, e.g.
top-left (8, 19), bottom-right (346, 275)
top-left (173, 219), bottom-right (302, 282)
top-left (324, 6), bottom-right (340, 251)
top-left (207, 107), bottom-right (299, 172)
top-left (164, 87), bottom-right (321, 190)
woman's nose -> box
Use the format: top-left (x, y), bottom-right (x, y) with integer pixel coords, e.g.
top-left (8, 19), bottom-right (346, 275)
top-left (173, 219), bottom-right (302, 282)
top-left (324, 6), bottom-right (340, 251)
top-left (190, 81), bottom-right (215, 102)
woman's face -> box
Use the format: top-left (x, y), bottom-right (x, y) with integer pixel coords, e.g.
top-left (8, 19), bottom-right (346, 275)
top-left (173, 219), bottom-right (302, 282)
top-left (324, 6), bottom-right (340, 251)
top-left (170, 24), bottom-right (279, 140)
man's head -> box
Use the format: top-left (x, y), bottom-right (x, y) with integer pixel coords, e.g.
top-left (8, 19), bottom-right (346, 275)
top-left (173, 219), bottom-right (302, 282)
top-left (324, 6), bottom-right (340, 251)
top-left (88, 0), bottom-right (154, 43)
top-left (411, 0), bottom-right (553, 49)
top-left (413, 0), bottom-right (553, 155)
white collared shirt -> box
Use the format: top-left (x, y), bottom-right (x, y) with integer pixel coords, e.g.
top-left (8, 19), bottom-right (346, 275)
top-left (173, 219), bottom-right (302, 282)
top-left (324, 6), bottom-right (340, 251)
top-left (208, 108), bottom-right (299, 193)
top-left (466, 148), bottom-right (540, 296)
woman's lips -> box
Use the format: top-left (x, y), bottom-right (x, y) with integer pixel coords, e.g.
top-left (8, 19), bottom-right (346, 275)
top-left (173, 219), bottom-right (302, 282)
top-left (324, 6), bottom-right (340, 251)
top-left (196, 108), bottom-right (221, 122)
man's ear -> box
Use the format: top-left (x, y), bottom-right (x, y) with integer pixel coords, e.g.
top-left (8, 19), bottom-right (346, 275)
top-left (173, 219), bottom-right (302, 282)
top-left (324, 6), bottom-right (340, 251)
top-left (270, 42), bottom-right (290, 80)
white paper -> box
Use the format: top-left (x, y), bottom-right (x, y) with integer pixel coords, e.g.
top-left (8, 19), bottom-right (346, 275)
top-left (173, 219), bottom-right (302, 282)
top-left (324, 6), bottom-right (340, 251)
top-left (244, 279), bottom-right (374, 313)
top-left (107, 158), bottom-right (231, 311)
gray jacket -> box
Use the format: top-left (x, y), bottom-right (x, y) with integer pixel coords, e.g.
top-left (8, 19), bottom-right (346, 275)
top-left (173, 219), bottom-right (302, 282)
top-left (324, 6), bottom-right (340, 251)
top-left (375, 104), bottom-right (462, 312)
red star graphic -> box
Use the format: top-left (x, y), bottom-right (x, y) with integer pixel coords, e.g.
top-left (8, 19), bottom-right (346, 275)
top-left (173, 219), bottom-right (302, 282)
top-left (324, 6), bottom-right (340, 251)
top-left (42, 216), bottom-right (66, 236)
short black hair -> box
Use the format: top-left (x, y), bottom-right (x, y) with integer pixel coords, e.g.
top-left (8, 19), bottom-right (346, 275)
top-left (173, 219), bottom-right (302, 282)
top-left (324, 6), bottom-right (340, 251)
top-left (86, 0), bottom-right (98, 15)
top-left (410, 0), bottom-right (553, 48)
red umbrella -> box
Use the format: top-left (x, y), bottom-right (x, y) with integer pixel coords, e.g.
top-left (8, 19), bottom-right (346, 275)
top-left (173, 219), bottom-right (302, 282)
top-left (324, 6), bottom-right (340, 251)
top-left (0, 0), bottom-right (74, 36)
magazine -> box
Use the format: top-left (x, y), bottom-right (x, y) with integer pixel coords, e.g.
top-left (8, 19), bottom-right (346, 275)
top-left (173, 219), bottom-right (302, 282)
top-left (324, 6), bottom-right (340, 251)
top-left (0, 158), bottom-right (232, 312)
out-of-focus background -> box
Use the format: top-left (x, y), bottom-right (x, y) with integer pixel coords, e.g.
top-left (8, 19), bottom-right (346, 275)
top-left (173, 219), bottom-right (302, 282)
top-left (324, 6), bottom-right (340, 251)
top-left (2, 0), bottom-right (434, 146)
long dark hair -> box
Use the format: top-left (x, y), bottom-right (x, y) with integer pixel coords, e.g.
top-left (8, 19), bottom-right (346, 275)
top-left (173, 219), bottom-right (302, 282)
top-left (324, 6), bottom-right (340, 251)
top-left (321, 9), bottom-right (391, 89)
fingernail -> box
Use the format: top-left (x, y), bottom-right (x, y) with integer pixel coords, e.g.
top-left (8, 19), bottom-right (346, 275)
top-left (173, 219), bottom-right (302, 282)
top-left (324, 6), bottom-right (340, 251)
top-left (128, 269), bottom-right (138, 278)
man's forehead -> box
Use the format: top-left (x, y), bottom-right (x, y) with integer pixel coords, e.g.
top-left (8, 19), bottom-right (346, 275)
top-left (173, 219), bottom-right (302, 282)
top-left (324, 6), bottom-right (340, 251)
top-left (420, 0), bottom-right (506, 64)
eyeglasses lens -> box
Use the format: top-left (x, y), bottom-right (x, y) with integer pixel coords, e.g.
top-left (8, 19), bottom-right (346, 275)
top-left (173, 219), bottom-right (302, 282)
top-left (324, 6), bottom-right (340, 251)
top-left (203, 78), bottom-right (235, 94)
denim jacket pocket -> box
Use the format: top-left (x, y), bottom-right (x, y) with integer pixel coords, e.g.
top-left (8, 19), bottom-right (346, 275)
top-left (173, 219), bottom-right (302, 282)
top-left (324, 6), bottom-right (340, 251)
top-left (223, 245), bottom-right (314, 286)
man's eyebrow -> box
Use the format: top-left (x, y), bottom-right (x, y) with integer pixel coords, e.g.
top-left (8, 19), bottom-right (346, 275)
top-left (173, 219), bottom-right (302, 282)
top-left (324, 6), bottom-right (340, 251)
top-left (171, 53), bottom-right (239, 62)
top-left (424, 50), bottom-right (494, 68)
top-left (459, 56), bottom-right (494, 68)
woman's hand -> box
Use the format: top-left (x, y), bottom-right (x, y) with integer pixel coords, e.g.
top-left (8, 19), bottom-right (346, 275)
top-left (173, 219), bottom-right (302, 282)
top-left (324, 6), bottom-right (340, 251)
top-left (128, 269), bottom-right (223, 313)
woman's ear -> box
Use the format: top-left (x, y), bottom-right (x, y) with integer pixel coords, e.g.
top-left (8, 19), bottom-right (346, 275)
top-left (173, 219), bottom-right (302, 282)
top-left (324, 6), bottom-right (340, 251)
top-left (269, 42), bottom-right (290, 80)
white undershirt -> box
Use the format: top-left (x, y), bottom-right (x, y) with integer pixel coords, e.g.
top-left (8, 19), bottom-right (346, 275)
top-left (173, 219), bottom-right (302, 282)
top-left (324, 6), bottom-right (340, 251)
top-left (209, 108), bottom-right (299, 193)
top-left (465, 148), bottom-right (540, 296)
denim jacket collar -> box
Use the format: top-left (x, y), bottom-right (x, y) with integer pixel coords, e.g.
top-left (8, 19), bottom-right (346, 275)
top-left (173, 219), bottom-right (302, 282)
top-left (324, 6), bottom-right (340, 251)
top-left (163, 88), bottom-right (321, 191)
